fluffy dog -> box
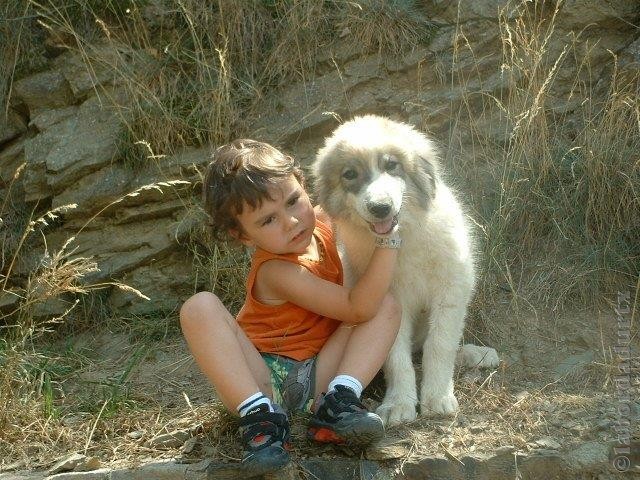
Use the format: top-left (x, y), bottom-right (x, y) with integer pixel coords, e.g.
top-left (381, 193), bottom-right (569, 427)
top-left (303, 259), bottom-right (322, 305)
top-left (313, 115), bottom-right (498, 425)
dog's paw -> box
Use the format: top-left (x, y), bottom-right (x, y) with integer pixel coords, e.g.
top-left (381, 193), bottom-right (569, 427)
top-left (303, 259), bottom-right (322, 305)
top-left (376, 400), bottom-right (417, 426)
top-left (420, 391), bottom-right (459, 417)
top-left (456, 344), bottom-right (500, 369)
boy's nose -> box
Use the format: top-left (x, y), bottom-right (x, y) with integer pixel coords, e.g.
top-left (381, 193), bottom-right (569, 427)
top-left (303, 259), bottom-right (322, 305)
top-left (286, 215), bottom-right (299, 229)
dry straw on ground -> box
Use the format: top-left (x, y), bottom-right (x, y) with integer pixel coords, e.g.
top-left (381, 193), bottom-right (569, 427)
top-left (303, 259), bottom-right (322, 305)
top-left (1, 0), bottom-right (638, 471)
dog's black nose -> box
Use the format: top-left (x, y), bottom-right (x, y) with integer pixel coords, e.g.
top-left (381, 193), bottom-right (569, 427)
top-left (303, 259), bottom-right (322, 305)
top-left (368, 202), bottom-right (391, 218)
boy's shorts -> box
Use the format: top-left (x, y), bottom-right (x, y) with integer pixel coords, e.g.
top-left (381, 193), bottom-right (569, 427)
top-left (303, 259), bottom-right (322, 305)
top-left (261, 353), bottom-right (316, 413)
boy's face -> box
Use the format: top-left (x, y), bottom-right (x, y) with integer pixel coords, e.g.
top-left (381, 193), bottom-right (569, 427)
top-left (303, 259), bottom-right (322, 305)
top-left (235, 175), bottom-right (316, 255)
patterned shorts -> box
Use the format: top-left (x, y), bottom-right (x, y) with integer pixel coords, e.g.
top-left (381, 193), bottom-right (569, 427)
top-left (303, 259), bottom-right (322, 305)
top-left (261, 353), bottom-right (316, 413)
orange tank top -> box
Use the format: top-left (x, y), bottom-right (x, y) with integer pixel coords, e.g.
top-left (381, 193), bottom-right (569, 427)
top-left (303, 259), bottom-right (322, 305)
top-left (236, 219), bottom-right (343, 361)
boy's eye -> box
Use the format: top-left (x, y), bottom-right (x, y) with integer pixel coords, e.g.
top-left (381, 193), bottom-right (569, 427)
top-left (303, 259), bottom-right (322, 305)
top-left (287, 195), bottom-right (299, 206)
top-left (262, 216), bottom-right (275, 226)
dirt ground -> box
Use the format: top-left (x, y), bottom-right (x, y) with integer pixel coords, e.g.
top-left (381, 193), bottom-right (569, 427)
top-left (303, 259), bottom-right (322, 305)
top-left (3, 300), bottom-right (638, 473)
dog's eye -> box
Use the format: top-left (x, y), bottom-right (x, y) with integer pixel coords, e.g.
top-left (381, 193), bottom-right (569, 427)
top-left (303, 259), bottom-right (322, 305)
top-left (342, 168), bottom-right (358, 181)
top-left (383, 155), bottom-right (400, 172)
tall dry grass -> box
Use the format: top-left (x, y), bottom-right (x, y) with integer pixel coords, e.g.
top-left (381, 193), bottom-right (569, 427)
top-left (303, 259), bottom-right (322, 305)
top-left (448, 1), bottom-right (639, 312)
top-left (1, 0), bottom-right (638, 467)
top-left (1, 0), bottom-right (47, 118)
top-left (2, 0), bottom-right (426, 467)
top-left (27, 0), bottom-right (431, 163)
top-left (0, 166), bottom-right (188, 464)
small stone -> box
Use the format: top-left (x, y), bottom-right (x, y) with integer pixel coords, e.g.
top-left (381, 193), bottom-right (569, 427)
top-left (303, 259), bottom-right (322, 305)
top-left (75, 457), bottom-right (101, 472)
top-left (595, 419), bottom-right (612, 431)
top-left (61, 415), bottom-right (85, 427)
top-left (127, 430), bottom-right (145, 439)
top-left (366, 439), bottom-right (411, 460)
top-left (181, 437), bottom-right (199, 454)
top-left (549, 418), bottom-right (565, 428)
top-left (48, 453), bottom-right (87, 474)
top-left (111, 460), bottom-right (188, 480)
top-left (541, 400), bottom-right (556, 412)
top-left (146, 429), bottom-right (191, 449)
top-left (1, 459), bottom-right (27, 472)
top-left (514, 390), bottom-right (530, 402)
top-left (470, 425), bottom-right (484, 434)
top-left (495, 445), bottom-right (516, 454)
top-left (530, 437), bottom-right (561, 450)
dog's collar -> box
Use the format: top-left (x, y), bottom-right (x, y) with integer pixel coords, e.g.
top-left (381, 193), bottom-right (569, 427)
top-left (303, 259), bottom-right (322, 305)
top-left (375, 236), bottom-right (402, 249)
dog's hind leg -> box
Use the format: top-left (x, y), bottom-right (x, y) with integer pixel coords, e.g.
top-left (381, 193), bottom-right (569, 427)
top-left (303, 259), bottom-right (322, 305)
top-left (456, 344), bottom-right (500, 369)
top-left (419, 303), bottom-right (466, 416)
top-left (376, 312), bottom-right (418, 425)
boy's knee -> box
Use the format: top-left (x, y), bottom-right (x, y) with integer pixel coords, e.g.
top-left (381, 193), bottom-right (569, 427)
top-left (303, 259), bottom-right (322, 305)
top-left (180, 291), bottom-right (222, 330)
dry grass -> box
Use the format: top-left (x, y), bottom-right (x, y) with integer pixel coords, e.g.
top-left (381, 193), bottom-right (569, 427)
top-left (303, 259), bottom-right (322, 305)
top-left (1, 0), bottom-right (638, 472)
top-left (334, 0), bottom-right (434, 56)
top-left (1, 0), bottom-right (47, 116)
top-left (0, 173), bottom-right (198, 467)
top-left (2, 308), bottom-right (626, 470)
top-left (25, 0), bottom-right (432, 164)
top-left (446, 0), bottom-right (640, 313)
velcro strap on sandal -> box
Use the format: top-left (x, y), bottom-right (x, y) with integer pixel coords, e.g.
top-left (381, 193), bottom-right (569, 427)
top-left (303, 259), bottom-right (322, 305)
top-left (238, 411), bottom-right (287, 428)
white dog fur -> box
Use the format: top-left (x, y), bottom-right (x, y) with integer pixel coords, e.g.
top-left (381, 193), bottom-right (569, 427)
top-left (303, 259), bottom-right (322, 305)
top-left (313, 115), bottom-right (499, 425)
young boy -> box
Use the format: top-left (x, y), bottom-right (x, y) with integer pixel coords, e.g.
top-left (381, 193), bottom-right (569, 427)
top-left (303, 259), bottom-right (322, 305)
top-left (180, 139), bottom-right (401, 476)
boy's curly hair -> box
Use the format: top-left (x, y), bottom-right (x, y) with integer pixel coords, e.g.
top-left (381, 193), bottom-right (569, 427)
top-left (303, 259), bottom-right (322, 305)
top-left (203, 139), bottom-right (304, 242)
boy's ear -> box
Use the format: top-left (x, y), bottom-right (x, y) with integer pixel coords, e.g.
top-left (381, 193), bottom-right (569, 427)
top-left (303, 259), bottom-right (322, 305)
top-left (229, 228), bottom-right (254, 247)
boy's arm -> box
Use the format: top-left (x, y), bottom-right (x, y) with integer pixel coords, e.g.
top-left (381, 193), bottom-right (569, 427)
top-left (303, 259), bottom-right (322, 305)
top-left (258, 242), bottom-right (398, 324)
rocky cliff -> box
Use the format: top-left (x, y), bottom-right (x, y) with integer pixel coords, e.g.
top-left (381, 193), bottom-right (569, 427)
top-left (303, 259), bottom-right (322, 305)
top-left (1, 0), bottom-right (638, 318)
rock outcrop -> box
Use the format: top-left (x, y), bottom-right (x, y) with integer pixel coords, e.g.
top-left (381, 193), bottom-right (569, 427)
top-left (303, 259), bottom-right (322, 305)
top-left (1, 1), bottom-right (638, 317)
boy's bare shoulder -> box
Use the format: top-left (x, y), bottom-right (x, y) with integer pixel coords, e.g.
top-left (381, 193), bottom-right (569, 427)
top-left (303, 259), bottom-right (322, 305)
top-left (256, 259), bottom-right (305, 287)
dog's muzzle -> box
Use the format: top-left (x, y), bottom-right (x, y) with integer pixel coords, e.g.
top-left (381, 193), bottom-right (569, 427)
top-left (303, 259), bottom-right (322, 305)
top-left (366, 202), bottom-right (399, 235)
top-left (369, 215), bottom-right (398, 235)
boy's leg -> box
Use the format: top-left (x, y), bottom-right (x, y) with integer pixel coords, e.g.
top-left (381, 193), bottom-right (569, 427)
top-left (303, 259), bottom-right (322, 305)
top-left (180, 291), bottom-right (272, 409)
top-left (181, 292), bottom-right (290, 476)
top-left (310, 294), bottom-right (401, 446)
top-left (315, 294), bottom-right (401, 397)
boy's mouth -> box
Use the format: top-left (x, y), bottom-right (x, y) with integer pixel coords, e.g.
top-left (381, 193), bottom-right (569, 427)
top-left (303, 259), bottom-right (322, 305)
top-left (291, 229), bottom-right (306, 243)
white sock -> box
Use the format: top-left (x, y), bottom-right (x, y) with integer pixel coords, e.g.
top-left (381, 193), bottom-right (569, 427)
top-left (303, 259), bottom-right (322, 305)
top-left (237, 391), bottom-right (273, 417)
top-left (327, 375), bottom-right (363, 398)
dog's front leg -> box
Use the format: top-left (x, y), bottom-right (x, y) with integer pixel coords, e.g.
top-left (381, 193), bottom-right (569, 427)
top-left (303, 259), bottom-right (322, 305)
top-left (419, 304), bottom-right (466, 416)
top-left (376, 313), bottom-right (418, 425)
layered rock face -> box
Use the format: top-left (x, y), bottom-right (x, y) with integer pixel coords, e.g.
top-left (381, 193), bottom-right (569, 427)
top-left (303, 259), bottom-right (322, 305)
top-left (1, 1), bottom-right (638, 317)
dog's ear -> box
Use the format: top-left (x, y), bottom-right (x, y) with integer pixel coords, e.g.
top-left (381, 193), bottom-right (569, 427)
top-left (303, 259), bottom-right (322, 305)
top-left (311, 152), bottom-right (329, 206)
top-left (408, 154), bottom-right (437, 208)
top-left (312, 146), bottom-right (343, 217)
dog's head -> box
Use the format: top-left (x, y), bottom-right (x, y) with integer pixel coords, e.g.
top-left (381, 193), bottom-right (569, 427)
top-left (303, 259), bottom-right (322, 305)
top-left (313, 115), bottom-right (439, 235)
